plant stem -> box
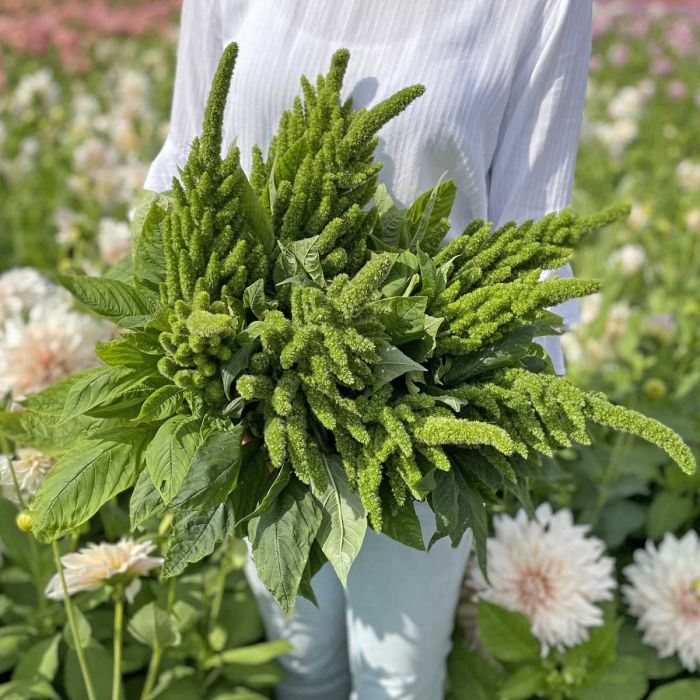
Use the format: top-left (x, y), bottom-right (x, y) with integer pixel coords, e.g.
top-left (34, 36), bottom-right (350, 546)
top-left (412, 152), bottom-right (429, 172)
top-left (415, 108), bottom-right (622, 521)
top-left (112, 592), bottom-right (124, 700)
top-left (52, 541), bottom-right (98, 700)
top-left (139, 643), bottom-right (162, 700)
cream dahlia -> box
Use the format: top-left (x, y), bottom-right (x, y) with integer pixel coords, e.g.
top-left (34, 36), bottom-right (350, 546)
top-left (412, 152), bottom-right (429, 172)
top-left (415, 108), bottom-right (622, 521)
top-left (0, 448), bottom-right (55, 504)
top-left (469, 503), bottom-right (616, 655)
top-left (97, 217), bottom-right (131, 265)
top-left (0, 267), bottom-right (67, 324)
top-left (45, 538), bottom-right (163, 603)
top-left (623, 531), bottom-right (700, 672)
top-left (0, 301), bottom-right (107, 400)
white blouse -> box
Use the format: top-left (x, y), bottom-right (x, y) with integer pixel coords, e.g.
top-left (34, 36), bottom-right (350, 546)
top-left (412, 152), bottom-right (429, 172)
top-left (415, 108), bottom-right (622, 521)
top-left (145, 0), bottom-right (593, 373)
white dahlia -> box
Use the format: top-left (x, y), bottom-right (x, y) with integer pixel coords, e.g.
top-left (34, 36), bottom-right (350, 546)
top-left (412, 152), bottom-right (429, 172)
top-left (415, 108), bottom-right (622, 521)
top-left (45, 538), bottom-right (163, 603)
top-left (469, 503), bottom-right (616, 655)
top-left (97, 217), bottom-right (132, 265)
top-left (623, 531), bottom-right (700, 672)
top-left (0, 301), bottom-right (107, 400)
top-left (0, 267), bottom-right (67, 324)
top-left (0, 448), bottom-right (55, 504)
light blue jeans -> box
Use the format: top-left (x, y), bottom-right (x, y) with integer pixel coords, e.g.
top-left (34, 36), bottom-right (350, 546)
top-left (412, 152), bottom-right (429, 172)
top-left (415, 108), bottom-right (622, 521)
top-left (245, 502), bottom-right (471, 700)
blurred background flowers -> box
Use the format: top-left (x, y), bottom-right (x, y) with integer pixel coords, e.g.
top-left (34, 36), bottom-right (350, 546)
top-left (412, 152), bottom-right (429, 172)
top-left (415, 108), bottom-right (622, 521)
top-left (0, 0), bottom-right (699, 698)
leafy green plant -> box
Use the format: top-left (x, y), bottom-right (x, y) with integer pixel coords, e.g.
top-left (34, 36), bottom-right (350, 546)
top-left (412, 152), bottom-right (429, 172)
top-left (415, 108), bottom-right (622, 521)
top-left (1, 43), bottom-right (694, 629)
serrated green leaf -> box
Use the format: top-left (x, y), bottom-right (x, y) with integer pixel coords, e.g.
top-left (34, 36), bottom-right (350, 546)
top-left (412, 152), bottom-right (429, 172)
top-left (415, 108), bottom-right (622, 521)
top-left (130, 468), bottom-right (165, 530)
top-left (145, 415), bottom-right (203, 504)
top-left (58, 274), bottom-right (153, 326)
top-left (477, 600), bottom-right (540, 663)
top-left (127, 602), bottom-right (181, 649)
top-left (313, 453), bottom-right (367, 585)
top-left (232, 457), bottom-right (290, 530)
top-left (170, 427), bottom-right (244, 512)
top-left (499, 665), bottom-right (547, 700)
top-left (406, 176), bottom-right (457, 251)
top-left (137, 385), bottom-right (184, 422)
top-left (574, 656), bottom-right (647, 700)
top-left (249, 479), bottom-right (321, 615)
top-left (62, 365), bottom-right (148, 421)
top-left (132, 198), bottom-right (168, 290)
top-left (32, 427), bottom-right (149, 542)
top-left (162, 501), bottom-right (233, 577)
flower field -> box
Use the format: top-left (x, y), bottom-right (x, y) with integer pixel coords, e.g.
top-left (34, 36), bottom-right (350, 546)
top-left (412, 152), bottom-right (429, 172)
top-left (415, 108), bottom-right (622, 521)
top-left (0, 1), bottom-right (698, 699)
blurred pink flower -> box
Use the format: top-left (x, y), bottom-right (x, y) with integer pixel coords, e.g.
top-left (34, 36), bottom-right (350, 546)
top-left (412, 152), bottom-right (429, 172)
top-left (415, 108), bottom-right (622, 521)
top-left (651, 56), bottom-right (674, 76)
top-left (667, 80), bottom-right (687, 100)
top-left (666, 22), bottom-right (695, 56)
top-left (608, 42), bottom-right (630, 66)
top-left (589, 55), bottom-right (603, 71)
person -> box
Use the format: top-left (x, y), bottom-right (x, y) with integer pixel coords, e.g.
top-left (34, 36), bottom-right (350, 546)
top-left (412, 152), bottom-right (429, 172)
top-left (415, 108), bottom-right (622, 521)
top-left (145, 2), bottom-right (593, 698)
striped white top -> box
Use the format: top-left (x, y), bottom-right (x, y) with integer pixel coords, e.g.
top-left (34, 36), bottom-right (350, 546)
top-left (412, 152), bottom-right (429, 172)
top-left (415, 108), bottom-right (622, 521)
top-left (145, 0), bottom-right (593, 372)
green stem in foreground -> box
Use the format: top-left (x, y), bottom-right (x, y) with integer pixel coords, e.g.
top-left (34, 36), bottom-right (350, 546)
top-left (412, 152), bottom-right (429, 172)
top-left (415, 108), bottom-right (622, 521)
top-left (140, 643), bottom-right (162, 700)
top-left (112, 590), bottom-right (124, 700)
top-left (52, 541), bottom-right (98, 700)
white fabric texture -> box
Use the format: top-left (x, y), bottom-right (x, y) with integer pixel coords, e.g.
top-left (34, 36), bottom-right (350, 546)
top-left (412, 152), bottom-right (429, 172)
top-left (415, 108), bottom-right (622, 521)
top-left (145, 0), bottom-right (592, 374)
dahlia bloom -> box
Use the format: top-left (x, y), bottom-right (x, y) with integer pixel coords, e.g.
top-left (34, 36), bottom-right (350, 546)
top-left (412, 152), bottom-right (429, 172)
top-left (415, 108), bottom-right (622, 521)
top-left (623, 531), bottom-right (700, 672)
top-left (97, 217), bottom-right (132, 265)
top-left (45, 538), bottom-right (163, 603)
top-left (469, 503), bottom-right (616, 655)
top-left (0, 267), bottom-right (66, 324)
top-left (0, 448), bottom-right (55, 504)
top-left (0, 301), bottom-right (107, 400)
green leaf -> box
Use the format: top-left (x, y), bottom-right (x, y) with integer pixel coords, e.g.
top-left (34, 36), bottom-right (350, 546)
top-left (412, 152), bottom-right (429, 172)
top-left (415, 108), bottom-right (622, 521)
top-left (203, 639), bottom-right (292, 669)
top-left (380, 497), bottom-right (425, 551)
top-left (372, 342), bottom-right (426, 391)
top-left (233, 458), bottom-right (291, 530)
top-left (477, 600), bottom-right (540, 663)
top-left (406, 176), bottom-right (456, 250)
top-left (62, 365), bottom-right (147, 421)
top-left (0, 680), bottom-right (60, 699)
top-left (447, 644), bottom-right (502, 700)
top-left (130, 468), bottom-right (165, 530)
top-left (170, 427), bottom-right (244, 512)
top-left (32, 427), bottom-right (149, 542)
top-left (646, 491), bottom-right (694, 540)
top-left (376, 296), bottom-right (428, 345)
top-left (313, 453), bottom-right (367, 586)
top-left (374, 184), bottom-right (409, 249)
top-left (58, 274), bottom-right (153, 326)
top-left (275, 236), bottom-right (325, 288)
top-left (162, 501), bottom-right (233, 577)
top-left (499, 665), bottom-right (547, 700)
top-left (137, 385), bottom-right (184, 422)
top-left (648, 680), bottom-right (700, 700)
top-left (104, 253), bottom-right (134, 283)
top-left (242, 279), bottom-right (267, 319)
top-left (64, 641), bottom-right (113, 700)
top-left (597, 500), bottom-right (646, 549)
top-left (222, 343), bottom-right (256, 398)
top-left (11, 635), bottom-right (60, 682)
top-left (249, 479), bottom-right (322, 615)
top-left (95, 331), bottom-right (161, 369)
top-left (62, 608), bottom-right (91, 650)
top-left (417, 247), bottom-right (445, 301)
top-left (430, 466), bottom-right (488, 576)
top-left (617, 620), bottom-right (683, 680)
top-left (273, 137), bottom-right (308, 185)
top-left (145, 415), bottom-right (204, 504)
top-left (132, 197), bottom-right (168, 290)
top-left (234, 167), bottom-right (275, 256)
top-left (574, 656), bottom-right (647, 700)
top-left (127, 602), bottom-right (181, 649)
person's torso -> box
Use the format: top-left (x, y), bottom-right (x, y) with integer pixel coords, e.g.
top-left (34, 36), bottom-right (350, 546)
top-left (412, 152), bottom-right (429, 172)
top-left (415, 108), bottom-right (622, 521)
top-left (219, 0), bottom-right (549, 235)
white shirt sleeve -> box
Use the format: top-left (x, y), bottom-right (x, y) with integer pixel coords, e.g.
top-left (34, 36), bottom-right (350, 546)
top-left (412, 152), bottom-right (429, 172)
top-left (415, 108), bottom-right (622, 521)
top-left (487, 0), bottom-right (592, 371)
top-left (144, 0), bottom-right (224, 193)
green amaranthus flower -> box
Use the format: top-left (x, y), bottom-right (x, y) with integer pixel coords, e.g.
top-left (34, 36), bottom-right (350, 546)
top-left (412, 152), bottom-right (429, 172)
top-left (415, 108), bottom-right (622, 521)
top-left (3, 43), bottom-right (693, 616)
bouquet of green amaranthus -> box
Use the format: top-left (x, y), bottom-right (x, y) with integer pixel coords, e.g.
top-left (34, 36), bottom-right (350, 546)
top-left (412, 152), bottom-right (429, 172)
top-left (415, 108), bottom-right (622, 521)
top-left (5, 44), bottom-right (694, 613)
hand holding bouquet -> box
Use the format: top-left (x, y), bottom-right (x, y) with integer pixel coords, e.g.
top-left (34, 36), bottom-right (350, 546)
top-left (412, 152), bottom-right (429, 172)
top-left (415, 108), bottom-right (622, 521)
top-left (6, 44), bottom-right (694, 614)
